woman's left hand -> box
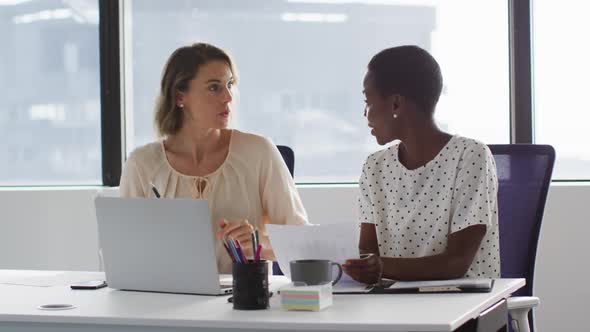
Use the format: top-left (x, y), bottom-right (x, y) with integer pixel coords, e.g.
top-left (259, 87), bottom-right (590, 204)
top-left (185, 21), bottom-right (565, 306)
top-left (342, 253), bottom-right (383, 285)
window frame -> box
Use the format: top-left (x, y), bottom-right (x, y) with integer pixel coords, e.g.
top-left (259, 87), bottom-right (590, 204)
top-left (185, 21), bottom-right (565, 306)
top-left (100, 0), bottom-right (123, 186)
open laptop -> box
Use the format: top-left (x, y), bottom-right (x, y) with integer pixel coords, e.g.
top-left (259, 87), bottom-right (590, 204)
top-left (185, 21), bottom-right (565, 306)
top-left (94, 197), bottom-right (232, 295)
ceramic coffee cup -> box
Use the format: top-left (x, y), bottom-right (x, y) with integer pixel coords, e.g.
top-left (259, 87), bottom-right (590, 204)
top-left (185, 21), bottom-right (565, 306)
top-left (289, 259), bottom-right (343, 286)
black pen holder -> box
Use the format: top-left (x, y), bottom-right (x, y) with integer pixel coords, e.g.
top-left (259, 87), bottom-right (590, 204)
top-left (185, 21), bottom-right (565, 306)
top-left (232, 260), bottom-right (269, 310)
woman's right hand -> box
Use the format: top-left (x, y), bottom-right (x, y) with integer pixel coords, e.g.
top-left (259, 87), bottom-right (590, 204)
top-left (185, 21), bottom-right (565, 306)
top-left (342, 253), bottom-right (383, 285)
top-left (217, 219), bottom-right (255, 257)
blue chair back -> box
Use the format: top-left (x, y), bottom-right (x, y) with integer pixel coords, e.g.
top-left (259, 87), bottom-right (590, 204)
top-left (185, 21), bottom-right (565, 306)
top-left (489, 145), bottom-right (555, 296)
top-left (276, 145), bottom-right (294, 177)
top-left (489, 144), bottom-right (555, 332)
top-left (273, 145), bottom-right (294, 275)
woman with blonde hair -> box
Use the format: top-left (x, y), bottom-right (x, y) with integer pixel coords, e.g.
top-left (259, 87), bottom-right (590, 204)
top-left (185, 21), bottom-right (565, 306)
top-left (120, 43), bottom-right (308, 273)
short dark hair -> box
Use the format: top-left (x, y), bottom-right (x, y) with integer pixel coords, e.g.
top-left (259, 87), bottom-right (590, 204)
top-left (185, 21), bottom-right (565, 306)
top-left (368, 45), bottom-right (442, 114)
top-left (154, 43), bottom-right (238, 137)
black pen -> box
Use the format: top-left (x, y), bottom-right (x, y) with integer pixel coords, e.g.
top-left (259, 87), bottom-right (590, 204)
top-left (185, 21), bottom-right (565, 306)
top-left (149, 182), bottom-right (161, 198)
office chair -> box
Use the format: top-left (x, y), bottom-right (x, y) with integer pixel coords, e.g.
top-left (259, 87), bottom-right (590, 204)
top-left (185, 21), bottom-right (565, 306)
top-left (489, 144), bottom-right (555, 332)
top-left (273, 145), bottom-right (294, 275)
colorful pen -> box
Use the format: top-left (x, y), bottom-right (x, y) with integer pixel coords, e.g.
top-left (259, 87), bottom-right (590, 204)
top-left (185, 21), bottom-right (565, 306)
top-left (222, 242), bottom-right (235, 262)
top-left (227, 238), bottom-right (241, 263)
top-left (235, 240), bottom-right (248, 263)
top-left (254, 244), bottom-right (262, 263)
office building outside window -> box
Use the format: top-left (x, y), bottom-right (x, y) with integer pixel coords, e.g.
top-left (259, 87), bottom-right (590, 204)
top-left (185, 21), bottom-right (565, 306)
top-left (0, 0), bottom-right (101, 185)
top-left (533, 0), bottom-right (590, 180)
top-left (122, 0), bottom-right (510, 183)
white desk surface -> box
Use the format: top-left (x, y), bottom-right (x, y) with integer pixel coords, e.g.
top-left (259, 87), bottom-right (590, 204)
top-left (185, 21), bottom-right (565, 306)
top-left (0, 270), bottom-right (524, 332)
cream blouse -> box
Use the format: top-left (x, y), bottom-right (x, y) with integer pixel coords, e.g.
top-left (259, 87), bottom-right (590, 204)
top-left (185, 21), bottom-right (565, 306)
top-left (119, 129), bottom-right (309, 273)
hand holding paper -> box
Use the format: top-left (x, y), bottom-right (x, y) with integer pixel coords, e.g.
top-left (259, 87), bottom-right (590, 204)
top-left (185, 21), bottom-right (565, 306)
top-left (266, 223), bottom-right (359, 278)
top-left (267, 223), bottom-right (371, 292)
top-left (342, 253), bottom-right (383, 285)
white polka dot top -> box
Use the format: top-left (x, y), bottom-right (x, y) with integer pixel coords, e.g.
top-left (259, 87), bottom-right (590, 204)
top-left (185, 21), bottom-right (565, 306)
top-left (358, 135), bottom-right (501, 278)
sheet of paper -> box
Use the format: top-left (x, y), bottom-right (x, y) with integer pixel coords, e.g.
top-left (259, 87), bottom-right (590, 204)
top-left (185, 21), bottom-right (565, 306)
top-left (266, 223), bottom-right (367, 291)
top-left (0, 271), bottom-right (103, 287)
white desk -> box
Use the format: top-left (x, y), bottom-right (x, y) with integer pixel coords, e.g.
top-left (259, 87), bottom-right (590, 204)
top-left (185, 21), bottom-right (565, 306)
top-left (0, 270), bottom-right (524, 332)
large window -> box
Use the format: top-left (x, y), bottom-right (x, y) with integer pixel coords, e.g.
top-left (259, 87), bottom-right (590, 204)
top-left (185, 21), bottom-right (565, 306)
top-left (5, 1), bottom-right (587, 185)
top-left (0, 0), bottom-right (101, 185)
top-left (533, 1), bottom-right (590, 180)
top-left (123, 0), bottom-right (510, 183)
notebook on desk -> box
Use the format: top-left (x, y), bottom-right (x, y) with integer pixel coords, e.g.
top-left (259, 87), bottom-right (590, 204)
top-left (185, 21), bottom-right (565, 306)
top-left (334, 278), bottom-right (494, 294)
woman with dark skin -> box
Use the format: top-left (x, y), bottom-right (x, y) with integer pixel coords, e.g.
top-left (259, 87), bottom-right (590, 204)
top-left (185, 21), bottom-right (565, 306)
top-left (343, 46), bottom-right (500, 283)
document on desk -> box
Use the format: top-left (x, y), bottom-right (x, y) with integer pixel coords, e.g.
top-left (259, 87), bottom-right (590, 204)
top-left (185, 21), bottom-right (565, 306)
top-left (385, 278), bottom-right (494, 293)
top-left (267, 223), bottom-right (369, 293)
top-left (0, 271), bottom-right (103, 287)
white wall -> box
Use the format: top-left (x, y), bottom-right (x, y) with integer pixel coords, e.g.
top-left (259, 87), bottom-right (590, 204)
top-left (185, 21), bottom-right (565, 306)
top-left (0, 184), bottom-right (586, 331)
top-left (533, 184), bottom-right (589, 331)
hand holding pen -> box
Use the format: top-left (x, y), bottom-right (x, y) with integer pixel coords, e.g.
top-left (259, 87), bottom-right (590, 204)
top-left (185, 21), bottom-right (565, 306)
top-left (217, 219), bottom-right (256, 257)
top-left (218, 219), bottom-right (262, 263)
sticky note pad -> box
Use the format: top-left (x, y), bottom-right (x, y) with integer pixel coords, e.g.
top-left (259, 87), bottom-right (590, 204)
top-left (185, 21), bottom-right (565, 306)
top-left (279, 283), bottom-right (333, 311)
